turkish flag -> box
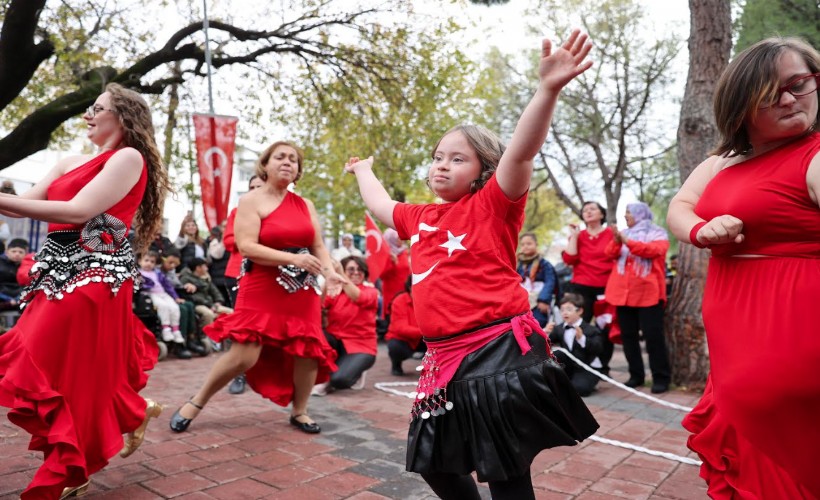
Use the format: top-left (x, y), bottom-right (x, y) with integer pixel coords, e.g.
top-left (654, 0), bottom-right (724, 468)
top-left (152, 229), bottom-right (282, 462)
top-left (365, 212), bottom-right (390, 281)
top-left (192, 113), bottom-right (238, 230)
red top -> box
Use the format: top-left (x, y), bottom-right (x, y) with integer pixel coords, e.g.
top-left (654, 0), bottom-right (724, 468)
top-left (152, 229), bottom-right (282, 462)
top-left (380, 251), bottom-right (410, 315)
top-left (384, 292), bottom-right (422, 349)
top-left (562, 226), bottom-right (615, 287)
top-left (602, 238), bottom-right (668, 307)
top-left (695, 133), bottom-right (820, 258)
top-left (393, 176), bottom-right (529, 337)
top-left (223, 208), bottom-right (242, 278)
top-left (48, 150), bottom-right (146, 232)
top-left (323, 284), bottom-right (379, 355)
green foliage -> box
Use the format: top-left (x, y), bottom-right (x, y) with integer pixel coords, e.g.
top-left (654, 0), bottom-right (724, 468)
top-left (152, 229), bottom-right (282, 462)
top-left (735, 0), bottom-right (820, 51)
top-left (287, 20), bottom-right (499, 237)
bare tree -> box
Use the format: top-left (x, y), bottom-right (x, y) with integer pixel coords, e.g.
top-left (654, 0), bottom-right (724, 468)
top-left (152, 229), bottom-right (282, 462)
top-left (664, 0), bottom-right (731, 389)
top-left (529, 0), bottom-right (681, 223)
top-left (0, 0), bottom-right (407, 170)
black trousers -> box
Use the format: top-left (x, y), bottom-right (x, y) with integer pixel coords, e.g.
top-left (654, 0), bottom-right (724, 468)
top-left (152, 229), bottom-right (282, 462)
top-left (616, 302), bottom-right (670, 385)
top-left (387, 339), bottom-right (426, 368)
top-left (421, 469), bottom-right (535, 500)
top-left (324, 332), bottom-right (375, 389)
top-left (553, 350), bottom-right (600, 397)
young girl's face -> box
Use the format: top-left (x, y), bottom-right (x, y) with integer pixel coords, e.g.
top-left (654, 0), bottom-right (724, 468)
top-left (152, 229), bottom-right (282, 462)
top-left (162, 256), bottom-right (180, 271)
top-left (519, 236), bottom-right (538, 257)
top-left (428, 131), bottom-right (482, 202)
top-left (140, 255), bottom-right (156, 271)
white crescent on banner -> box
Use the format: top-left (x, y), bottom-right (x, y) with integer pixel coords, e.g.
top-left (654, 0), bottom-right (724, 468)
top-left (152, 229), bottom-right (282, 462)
top-left (204, 146), bottom-right (229, 172)
top-left (365, 229), bottom-right (383, 252)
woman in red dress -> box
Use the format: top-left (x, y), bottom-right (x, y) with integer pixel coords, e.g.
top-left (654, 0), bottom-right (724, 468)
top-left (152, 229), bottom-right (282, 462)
top-left (0, 84), bottom-right (169, 499)
top-left (668, 37), bottom-right (820, 497)
top-left (169, 141), bottom-right (346, 434)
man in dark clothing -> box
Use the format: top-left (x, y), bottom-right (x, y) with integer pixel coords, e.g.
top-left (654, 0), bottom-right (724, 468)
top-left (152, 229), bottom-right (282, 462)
top-left (0, 238), bottom-right (27, 310)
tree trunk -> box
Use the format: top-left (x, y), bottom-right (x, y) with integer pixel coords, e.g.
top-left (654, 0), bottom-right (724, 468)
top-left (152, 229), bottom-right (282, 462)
top-left (665, 0), bottom-right (731, 390)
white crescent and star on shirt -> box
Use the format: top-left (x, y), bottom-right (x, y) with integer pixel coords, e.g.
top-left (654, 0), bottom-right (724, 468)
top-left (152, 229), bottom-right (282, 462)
top-left (410, 222), bottom-right (468, 284)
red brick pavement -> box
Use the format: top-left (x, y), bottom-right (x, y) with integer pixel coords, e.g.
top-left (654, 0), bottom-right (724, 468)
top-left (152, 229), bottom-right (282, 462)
top-left (0, 343), bottom-right (708, 499)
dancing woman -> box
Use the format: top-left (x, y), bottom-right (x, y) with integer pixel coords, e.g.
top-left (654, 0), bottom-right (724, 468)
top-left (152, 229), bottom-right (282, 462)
top-left (0, 83), bottom-right (169, 499)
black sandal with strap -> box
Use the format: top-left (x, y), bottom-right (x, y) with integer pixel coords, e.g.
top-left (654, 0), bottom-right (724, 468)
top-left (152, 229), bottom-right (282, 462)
top-left (169, 399), bottom-right (203, 433)
top-left (289, 414), bottom-right (321, 434)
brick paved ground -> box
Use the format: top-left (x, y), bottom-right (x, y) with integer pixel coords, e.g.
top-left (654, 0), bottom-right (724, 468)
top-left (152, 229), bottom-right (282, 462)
top-left (0, 342), bottom-right (707, 499)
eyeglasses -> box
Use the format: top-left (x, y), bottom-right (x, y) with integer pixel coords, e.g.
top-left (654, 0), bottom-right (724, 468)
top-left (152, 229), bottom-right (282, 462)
top-left (344, 267), bottom-right (362, 274)
top-left (85, 104), bottom-right (114, 117)
top-left (760, 73), bottom-right (820, 109)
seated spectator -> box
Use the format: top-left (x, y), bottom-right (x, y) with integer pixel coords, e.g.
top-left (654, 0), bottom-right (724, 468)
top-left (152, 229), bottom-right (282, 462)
top-left (385, 277), bottom-right (424, 376)
top-left (160, 249), bottom-right (207, 356)
top-left (206, 224), bottom-right (230, 305)
top-left (149, 228), bottom-right (173, 257)
top-left (313, 256), bottom-right (378, 394)
top-left (0, 238), bottom-right (27, 309)
top-left (138, 251), bottom-right (191, 359)
top-left (547, 293), bottom-right (604, 397)
top-left (175, 216), bottom-right (207, 270)
top-left (331, 233), bottom-right (362, 261)
top-left (517, 232), bottom-right (559, 326)
top-left (179, 257), bottom-right (233, 326)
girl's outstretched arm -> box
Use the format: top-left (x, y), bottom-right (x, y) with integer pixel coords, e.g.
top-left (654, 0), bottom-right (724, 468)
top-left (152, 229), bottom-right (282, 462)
top-left (497, 30), bottom-right (593, 200)
top-left (344, 156), bottom-right (398, 229)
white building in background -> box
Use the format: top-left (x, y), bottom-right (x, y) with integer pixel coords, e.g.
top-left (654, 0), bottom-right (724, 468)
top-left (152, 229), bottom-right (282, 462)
top-left (1, 146), bottom-right (260, 246)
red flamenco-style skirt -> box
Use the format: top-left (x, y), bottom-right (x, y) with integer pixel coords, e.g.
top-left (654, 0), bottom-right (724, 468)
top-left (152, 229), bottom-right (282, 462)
top-left (205, 265), bottom-right (337, 406)
top-left (0, 282), bottom-right (157, 499)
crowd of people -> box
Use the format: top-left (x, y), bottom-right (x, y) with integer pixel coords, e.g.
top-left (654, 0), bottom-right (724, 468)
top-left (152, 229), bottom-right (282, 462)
top-left (0, 29), bottom-right (817, 500)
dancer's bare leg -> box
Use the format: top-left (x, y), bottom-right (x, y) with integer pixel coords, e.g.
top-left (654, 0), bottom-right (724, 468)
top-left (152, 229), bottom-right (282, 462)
top-left (292, 356), bottom-right (319, 422)
top-left (178, 342), bottom-right (262, 419)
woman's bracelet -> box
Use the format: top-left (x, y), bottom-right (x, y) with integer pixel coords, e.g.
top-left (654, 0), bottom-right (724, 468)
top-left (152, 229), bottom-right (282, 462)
top-left (689, 221), bottom-right (708, 248)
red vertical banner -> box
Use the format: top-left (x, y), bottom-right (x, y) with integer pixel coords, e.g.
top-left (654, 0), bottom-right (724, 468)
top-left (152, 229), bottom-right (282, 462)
top-left (365, 212), bottom-right (390, 281)
top-left (192, 113), bottom-right (238, 230)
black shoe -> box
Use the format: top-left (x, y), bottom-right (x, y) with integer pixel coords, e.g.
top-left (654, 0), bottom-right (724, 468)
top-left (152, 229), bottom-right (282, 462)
top-left (624, 377), bottom-right (645, 388)
top-left (651, 383), bottom-right (669, 394)
top-left (289, 414), bottom-right (321, 434)
top-left (228, 374), bottom-right (246, 395)
top-left (391, 367), bottom-right (404, 376)
top-left (187, 338), bottom-right (208, 357)
top-left (173, 344), bottom-right (193, 359)
top-left (169, 399), bottom-right (203, 433)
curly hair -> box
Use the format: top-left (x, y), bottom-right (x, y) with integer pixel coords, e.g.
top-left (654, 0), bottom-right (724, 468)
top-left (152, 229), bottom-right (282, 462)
top-left (712, 37), bottom-right (820, 157)
top-left (255, 141), bottom-right (304, 184)
top-left (430, 124), bottom-right (506, 194)
top-left (105, 83), bottom-right (170, 252)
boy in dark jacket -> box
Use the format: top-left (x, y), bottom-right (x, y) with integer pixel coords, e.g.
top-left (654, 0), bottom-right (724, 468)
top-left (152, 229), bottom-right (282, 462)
top-left (179, 257), bottom-right (233, 326)
top-left (547, 293), bottom-right (604, 397)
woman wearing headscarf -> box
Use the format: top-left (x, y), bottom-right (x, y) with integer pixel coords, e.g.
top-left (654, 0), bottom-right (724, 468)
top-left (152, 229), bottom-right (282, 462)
top-left (603, 202), bottom-right (671, 394)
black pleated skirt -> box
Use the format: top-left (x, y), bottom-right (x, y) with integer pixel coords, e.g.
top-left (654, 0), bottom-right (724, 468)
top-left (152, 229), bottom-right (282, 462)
top-left (406, 330), bottom-right (599, 482)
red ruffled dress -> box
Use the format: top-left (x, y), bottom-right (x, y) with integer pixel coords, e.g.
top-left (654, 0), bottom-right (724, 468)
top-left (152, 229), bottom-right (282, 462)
top-left (685, 132), bottom-right (820, 498)
top-left (0, 150), bottom-right (157, 499)
top-left (204, 192), bottom-right (337, 406)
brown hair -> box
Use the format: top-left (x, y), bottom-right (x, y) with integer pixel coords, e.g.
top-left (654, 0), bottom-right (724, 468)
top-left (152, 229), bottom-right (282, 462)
top-left (255, 141), bottom-right (304, 184)
top-left (712, 37), bottom-right (820, 156)
top-left (341, 255), bottom-right (369, 280)
top-left (431, 124), bottom-right (506, 193)
top-left (177, 215), bottom-right (204, 245)
top-left (105, 83), bottom-right (170, 252)
top-left (559, 292), bottom-right (585, 310)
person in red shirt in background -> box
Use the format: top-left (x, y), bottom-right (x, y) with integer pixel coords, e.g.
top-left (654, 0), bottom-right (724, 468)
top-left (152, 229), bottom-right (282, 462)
top-left (385, 277), bottom-right (424, 376)
top-left (313, 256), bottom-right (379, 395)
top-left (222, 174), bottom-right (265, 395)
top-left (603, 202), bottom-right (670, 394)
top-left (380, 228), bottom-right (411, 317)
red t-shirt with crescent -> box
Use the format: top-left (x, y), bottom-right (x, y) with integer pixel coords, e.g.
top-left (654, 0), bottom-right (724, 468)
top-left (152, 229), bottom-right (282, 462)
top-left (323, 284), bottom-right (379, 355)
top-left (392, 175), bottom-right (530, 338)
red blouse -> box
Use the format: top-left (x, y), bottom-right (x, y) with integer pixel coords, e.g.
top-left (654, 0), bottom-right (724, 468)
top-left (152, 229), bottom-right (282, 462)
top-left (384, 292), bottom-right (422, 349)
top-left (561, 226), bottom-right (614, 288)
top-left (223, 208), bottom-right (242, 279)
top-left (381, 252), bottom-right (410, 316)
top-left (323, 284), bottom-right (379, 355)
top-left (602, 238), bottom-right (668, 307)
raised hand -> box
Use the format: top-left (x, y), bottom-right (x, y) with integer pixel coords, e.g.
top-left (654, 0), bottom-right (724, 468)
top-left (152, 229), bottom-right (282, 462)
top-left (344, 156), bottom-right (374, 175)
top-left (324, 270), bottom-right (348, 297)
top-left (695, 215), bottom-right (745, 246)
top-left (539, 29), bottom-right (594, 92)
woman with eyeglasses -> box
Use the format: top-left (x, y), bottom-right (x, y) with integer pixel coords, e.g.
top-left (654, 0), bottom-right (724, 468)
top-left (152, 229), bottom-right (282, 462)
top-left (169, 141), bottom-right (346, 436)
top-left (312, 256), bottom-right (379, 395)
top-left (0, 84), bottom-right (170, 498)
top-left (667, 37), bottom-right (820, 497)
